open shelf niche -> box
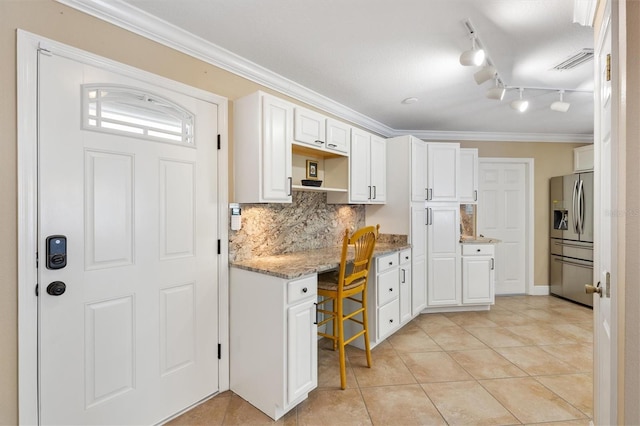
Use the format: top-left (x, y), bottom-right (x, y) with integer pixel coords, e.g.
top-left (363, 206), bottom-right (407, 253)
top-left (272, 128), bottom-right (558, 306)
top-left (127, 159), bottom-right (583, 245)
top-left (292, 143), bottom-right (348, 193)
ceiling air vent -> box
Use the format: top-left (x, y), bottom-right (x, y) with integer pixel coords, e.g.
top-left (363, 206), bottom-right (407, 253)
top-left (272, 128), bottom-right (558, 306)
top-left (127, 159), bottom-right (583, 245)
top-left (551, 48), bottom-right (594, 70)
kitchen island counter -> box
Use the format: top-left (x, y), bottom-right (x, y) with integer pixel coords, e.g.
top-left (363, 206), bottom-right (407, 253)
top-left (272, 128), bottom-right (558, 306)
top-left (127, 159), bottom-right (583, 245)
top-left (230, 242), bottom-right (410, 279)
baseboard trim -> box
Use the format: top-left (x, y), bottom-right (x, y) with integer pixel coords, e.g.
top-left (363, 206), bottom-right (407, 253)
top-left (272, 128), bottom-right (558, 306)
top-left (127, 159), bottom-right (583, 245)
top-left (529, 285), bottom-right (550, 296)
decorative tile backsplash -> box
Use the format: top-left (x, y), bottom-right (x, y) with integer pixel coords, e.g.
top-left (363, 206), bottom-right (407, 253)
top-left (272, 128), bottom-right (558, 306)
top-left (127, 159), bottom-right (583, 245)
top-left (229, 191), bottom-right (365, 262)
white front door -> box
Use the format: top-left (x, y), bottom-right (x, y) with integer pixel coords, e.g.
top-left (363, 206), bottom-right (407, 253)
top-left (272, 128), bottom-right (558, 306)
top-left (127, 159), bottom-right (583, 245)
top-left (38, 52), bottom-right (219, 425)
top-left (593, 4), bottom-right (615, 423)
top-left (478, 161), bottom-right (527, 295)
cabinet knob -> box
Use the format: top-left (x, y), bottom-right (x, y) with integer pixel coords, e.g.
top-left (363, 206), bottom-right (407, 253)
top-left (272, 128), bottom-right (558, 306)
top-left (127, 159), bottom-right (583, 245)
top-left (477, 248), bottom-right (481, 252)
top-left (389, 288), bottom-right (393, 292)
top-left (389, 319), bottom-right (394, 323)
top-left (389, 261), bottom-right (393, 265)
top-left (302, 287), bottom-right (308, 293)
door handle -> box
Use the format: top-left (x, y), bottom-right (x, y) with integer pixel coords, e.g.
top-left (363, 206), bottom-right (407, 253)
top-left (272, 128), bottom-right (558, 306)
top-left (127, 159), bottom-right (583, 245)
top-left (585, 282), bottom-right (602, 297)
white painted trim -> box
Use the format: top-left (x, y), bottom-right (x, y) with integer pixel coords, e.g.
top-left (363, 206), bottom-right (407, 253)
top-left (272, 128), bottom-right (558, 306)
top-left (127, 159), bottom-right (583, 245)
top-left (17, 30), bottom-right (230, 424)
top-left (55, 0), bottom-right (594, 144)
top-left (406, 130), bottom-right (593, 143)
top-left (17, 29), bottom-right (40, 426)
top-left (479, 157), bottom-right (535, 296)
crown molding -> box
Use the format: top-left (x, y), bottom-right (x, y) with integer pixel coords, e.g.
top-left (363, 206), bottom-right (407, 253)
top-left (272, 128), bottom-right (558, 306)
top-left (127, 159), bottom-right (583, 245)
top-left (394, 129), bottom-right (594, 143)
top-left (56, 0), bottom-right (594, 144)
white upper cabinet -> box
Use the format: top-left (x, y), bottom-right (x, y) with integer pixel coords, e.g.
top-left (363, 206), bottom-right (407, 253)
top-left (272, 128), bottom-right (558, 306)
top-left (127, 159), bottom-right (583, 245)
top-left (574, 145), bottom-right (594, 172)
top-left (459, 148), bottom-right (479, 203)
top-left (426, 143), bottom-right (460, 202)
top-left (294, 107), bottom-right (326, 149)
top-left (411, 138), bottom-right (428, 202)
top-left (325, 118), bottom-right (350, 154)
top-left (345, 128), bottom-right (386, 204)
top-left (234, 91), bottom-right (293, 203)
top-left (369, 135), bottom-right (387, 203)
top-left (294, 107), bottom-right (349, 155)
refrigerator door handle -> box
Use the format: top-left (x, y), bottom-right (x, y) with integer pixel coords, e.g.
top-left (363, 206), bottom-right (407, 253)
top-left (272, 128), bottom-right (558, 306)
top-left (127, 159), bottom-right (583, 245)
top-left (571, 180), bottom-right (580, 234)
top-left (578, 179), bottom-right (585, 235)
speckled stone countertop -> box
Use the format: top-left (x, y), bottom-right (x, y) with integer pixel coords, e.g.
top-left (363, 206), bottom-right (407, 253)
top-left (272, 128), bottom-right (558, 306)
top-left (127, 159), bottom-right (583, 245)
top-left (460, 236), bottom-right (502, 244)
top-left (230, 242), bottom-right (410, 279)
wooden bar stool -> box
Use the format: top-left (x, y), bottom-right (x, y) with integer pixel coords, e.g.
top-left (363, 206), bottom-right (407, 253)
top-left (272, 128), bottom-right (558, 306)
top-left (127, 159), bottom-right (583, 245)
top-left (316, 224), bottom-right (379, 389)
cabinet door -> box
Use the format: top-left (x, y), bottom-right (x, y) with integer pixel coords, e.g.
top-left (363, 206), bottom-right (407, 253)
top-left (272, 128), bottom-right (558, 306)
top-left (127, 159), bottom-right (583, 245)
top-left (426, 143), bottom-right (460, 202)
top-left (325, 118), bottom-right (350, 154)
top-left (369, 135), bottom-right (387, 203)
top-left (400, 263), bottom-right (412, 323)
top-left (287, 299), bottom-right (317, 404)
top-left (263, 96), bottom-right (293, 202)
top-left (574, 145), bottom-right (594, 172)
top-left (459, 148), bottom-right (478, 203)
top-left (349, 128), bottom-right (371, 203)
top-left (411, 204), bottom-right (428, 314)
top-left (294, 107), bottom-right (326, 149)
top-left (427, 204), bottom-right (461, 306)
top-left (411, 138), bottom-right (427, 202)
top-left (462, 256), bottom-right (494, 304)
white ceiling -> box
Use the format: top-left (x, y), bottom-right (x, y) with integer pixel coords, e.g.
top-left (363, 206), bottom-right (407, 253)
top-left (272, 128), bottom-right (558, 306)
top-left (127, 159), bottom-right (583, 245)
top-left (64, 0), bottom-right (595, 142)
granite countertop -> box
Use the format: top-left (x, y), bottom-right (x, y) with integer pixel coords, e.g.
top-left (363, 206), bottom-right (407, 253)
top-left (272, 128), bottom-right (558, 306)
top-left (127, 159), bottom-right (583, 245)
top-left (460, 236), bottom-right (502, 244)
top-left (230, 242), bottom-right (410, 279)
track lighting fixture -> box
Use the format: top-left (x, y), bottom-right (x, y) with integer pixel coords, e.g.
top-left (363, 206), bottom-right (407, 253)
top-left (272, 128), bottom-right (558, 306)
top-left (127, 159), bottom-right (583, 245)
top-left (486, 77), bottom-right (505, 100)
top-left (550, 90), bottom-right (571, 112)
top-left (459, 38), bottom-right (485, 66)
top-left (510, 88), bottom-right (529, 112)
top-left (474, 64), bottom-right (497, 85)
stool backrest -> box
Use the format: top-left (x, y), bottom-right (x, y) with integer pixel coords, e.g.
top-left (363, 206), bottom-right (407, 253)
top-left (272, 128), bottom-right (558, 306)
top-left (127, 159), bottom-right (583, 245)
top-left (338, 224), bottom-right (380, 291)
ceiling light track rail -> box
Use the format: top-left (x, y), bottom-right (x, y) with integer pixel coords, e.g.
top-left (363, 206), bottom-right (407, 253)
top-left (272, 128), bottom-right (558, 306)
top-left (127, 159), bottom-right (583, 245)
top-left (460, 18), bottom-right (592, 113)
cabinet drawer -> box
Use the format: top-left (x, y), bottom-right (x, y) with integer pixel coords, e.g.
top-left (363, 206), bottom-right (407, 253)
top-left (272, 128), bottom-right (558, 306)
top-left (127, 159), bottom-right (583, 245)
top-left (377, 298), bottom-right (400, 340)
top-left (399, 249), bottom-right (411, 265)
top-left (287, 275), bottom-right (317, 304)
top-left (377, 252), bottom-right (399, 273)
top-left (377, 269), bottom-right (399, 306)
top-left (461, 244), bottom-right (495, 256)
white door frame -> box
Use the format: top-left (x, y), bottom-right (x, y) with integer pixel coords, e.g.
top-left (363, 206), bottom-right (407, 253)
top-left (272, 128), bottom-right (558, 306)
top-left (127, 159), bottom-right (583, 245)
top-left (478, 158), bottom-right (535, 295)
top-left (17, 30), bottom-right (230, 425)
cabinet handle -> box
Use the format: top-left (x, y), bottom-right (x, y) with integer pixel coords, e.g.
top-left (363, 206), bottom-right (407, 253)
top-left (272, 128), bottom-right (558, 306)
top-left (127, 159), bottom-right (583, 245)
top-left (368, 185), bottom-right (372, 200)
top-left (313, 302), bottom-right (318, 325)
top-left (491, 258), bottom-right (495, 270)
top-left (287, 177), bottom-right (292, 196)
top-left (428, 188), bottom-right (433, 201)
top-left (401, 269), bottom-right (406, 283)
top-left (373, 186), bottom-right (377, 200)
top-left (425, 188), bottom-right (428, 200)
top-left (474, 190), bottom-right (478, 201)
top-left (327, 143), bottom-right (337, 148)
top-left (314, 140), bottom-right (324, 145)
top-left (425, 207), bottom-right (429, 226)
top-left (427, 208), bottom-right (433, 225)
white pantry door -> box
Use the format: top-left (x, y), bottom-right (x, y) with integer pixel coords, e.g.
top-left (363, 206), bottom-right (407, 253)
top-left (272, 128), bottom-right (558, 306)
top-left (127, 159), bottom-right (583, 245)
top-left (478, 161), bottom-right (527, 294)
top-left (593, 4), bottom-right (615, 423)
top-left (38, 52), bottom-right (219, 425)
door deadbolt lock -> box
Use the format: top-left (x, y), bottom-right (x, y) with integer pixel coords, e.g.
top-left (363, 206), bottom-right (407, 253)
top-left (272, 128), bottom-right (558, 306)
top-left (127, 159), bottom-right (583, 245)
top-left (46, 281), bottom-right (66, 296)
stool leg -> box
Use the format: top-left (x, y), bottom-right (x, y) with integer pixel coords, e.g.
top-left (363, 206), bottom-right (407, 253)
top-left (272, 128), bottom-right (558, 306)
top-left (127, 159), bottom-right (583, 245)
top-left (337, 297), bottom-right (347, 390)
top-left (362, 290), bottom-right (372, 368)
top-left (332, 298), bottom-right (338, 351)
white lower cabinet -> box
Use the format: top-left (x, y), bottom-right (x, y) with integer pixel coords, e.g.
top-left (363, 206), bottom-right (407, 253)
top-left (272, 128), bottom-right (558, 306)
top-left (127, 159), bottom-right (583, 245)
top-left (230, 268), bottom-right (317, 420)
top-left (426, 204), bottom-right (461, 307)
top-left (399, 249), bottom-right (412, 324)
top-left (462, 244), bottom-right (495, 305)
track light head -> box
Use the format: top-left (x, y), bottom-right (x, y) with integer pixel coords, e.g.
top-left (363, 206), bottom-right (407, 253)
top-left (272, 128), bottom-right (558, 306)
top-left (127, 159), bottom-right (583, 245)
top-left (510, 88), bottom-right (529, 112)
top-left (474, 65), bottom-right (497, 85)
top-left (486, 86), bottom-right (506, 101)
top-left (459, 38), bottom-right (485, 66)
top-left (550, 91), bottom-right (571, 112)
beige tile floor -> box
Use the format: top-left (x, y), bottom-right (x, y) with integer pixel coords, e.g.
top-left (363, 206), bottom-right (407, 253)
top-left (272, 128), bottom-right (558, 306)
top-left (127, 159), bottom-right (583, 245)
top-left (168, 295), bottom-right (593, 425)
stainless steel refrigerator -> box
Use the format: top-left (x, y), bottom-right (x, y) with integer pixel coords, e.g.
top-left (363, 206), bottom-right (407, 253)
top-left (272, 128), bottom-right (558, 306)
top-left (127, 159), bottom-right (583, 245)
top-left (549, 172), bottom-right (594, 307)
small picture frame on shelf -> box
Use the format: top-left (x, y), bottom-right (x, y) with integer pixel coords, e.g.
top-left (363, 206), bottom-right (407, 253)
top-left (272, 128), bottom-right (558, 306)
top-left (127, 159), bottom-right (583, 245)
top-left (306, 160), bottom-right (318, 179)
